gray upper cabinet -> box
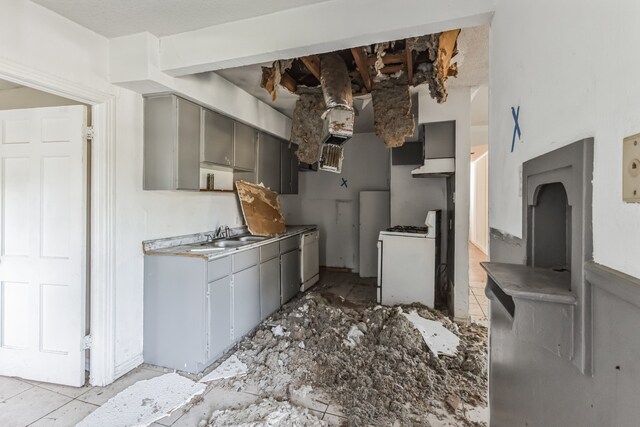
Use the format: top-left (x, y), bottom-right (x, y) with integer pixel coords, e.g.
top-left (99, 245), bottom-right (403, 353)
top-left (280, 143), bottom-right (299, 195)
top-left (258, 132), bottom-right (281, 193)
top-left (144, 94), bottom-right (200, 191)
top-left (202, 109), bottom-right (233, 167)
top-left (234, 122), bottom-right (257, 171)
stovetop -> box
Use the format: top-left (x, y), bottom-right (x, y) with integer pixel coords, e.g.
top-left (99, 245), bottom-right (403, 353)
top-left (386, 225), bottom-right (430, 234)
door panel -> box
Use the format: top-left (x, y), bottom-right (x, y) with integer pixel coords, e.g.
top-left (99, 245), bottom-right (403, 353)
top-left (0, 106), bottom-right (87, 386)
top-left (233, 265), bottom-right (260, 339)
top-left (359, 191), bottom-right (390, 277)
top-left (260, 257), bottom-right (280, 320)
top-left (207, 276), bottom-right (232, 360)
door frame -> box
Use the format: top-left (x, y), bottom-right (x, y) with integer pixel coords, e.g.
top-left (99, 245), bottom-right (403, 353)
top-left (0, 58), bottom-right (117, 386)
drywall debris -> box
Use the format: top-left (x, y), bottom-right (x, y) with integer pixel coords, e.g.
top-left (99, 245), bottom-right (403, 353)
top-left (200, 355), bottom-right (248, 383)
top-left (215, 292), bottom-right (488, 427)
top-left (290, 88), bottom-right (326, 164)
top-left (402, 310), bottom-right (460, 357)
top-left (207, 398), bottom-right (327, 426)
top-left (371, 75), bottom-right (415, 147)
top-left (236, 181), bottom-right (285, 237)
top-left (260, 64), bottom-right (280, 101)
top-left (446, 394), bottom-right (462, 411)
top-left (77, 373), bottom-right (206, 427)
top-left (271, 325), bottom-right (289, 337)
top-left (344, 324), bottom-right (365, 347)
top-left (411, 30), bottom-right (460, 103)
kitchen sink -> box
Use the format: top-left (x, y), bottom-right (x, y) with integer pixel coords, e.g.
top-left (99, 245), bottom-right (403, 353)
top-left (212, 240), bottom-right (247, 248)
top-left (233, 235), bottom-right (268, 242)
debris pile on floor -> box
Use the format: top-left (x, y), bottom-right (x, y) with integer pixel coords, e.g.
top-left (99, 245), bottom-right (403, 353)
top-left (217, 292), bottom-right (488, 427)
top-left (206, 398), bottom-right (327, 427)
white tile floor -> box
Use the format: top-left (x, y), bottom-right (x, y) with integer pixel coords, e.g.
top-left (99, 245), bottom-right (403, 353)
top-left (469, 243), bottom-right (489, 324)
top-left (1, 267), bottom-right (484, 427)
top-left (0, 364), bottom-right (348, 427)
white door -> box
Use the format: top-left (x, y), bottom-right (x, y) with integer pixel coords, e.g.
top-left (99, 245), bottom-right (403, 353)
top-left (0, 106), bottom-right (87, 387)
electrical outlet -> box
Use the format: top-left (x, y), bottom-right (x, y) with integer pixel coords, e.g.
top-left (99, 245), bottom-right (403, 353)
top-left (623, 133), bottom-right (640, 203)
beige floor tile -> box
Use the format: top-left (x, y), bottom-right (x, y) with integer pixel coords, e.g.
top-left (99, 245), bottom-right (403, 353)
top-left (0, 385), bottom-right (72, 427)
top-left (0, 376), bottom-right (33, 401)
top-left (76, 367), bottom-right (163, 406)
top-left (27, 379), bottom-right (93, 399)
top-left (169, 387), bottom-right (261, 427)
top-left (323, 412), bottom-right (348, 426)
top-left (290, 391), bottom-right (329, 413)
top-left (30, 399), bottom-right (98, 427)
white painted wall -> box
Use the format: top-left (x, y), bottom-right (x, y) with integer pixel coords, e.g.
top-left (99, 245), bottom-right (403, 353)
top-left (390, 167), bottom-right (446, 227)
top-left (470, 152), bottom-right (488, 253)
top-left (280, 133), bottom-right (390, 272)
top-left (490, 0), bottom-right (640, 279)
top-left (0, 1), bottom-right (291, 380)
top-left (419, 87), bottom-right (471, 319)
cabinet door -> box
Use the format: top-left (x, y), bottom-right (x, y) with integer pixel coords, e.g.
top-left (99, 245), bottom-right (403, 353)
top-left (144, 95), bottom-right (176, 190)
top-left (233, 265), bottom-right (260, 340)
top-left (234, 122), bottom-right (257, 171)
top-left (280, 249), bottom-right (301, 304)
top-left (260, 257), bottom-right (281, 320)
top-left (258, 133), bottom-right (281, 192)
top-left (207, 275), bottom-right (232, 361)
top-left (290, 145), bottom-right (299, 194)
top-left (203, 109), bottom-right (233, 166)
top-left (176, 98), bottom-right (201, 190)
top-left (280, 142), bottom-right (292, 194)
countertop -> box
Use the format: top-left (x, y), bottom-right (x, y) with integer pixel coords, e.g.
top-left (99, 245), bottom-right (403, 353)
top-left (143, 225), bottom-right (317, 261)
top-left (481, 262), bottom-right (576, 305)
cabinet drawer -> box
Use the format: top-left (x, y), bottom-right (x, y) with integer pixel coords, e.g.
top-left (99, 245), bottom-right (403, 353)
top-left (280, 236), bottom-right (300, 254)
top-left (208, 257), bottom-right (231, 282)
top-left (233, 248), bottom-right (259, 273)
top-left (260, 242), bottom-right (279, 262)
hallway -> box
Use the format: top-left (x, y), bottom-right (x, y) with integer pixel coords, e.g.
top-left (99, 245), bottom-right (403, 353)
top-left (469, 243), bottom-right (489, 323)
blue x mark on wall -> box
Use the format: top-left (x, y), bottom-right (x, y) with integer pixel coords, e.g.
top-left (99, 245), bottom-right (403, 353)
top-left (511, 106), bottom-right (522, 152)
top-left (340, 178), bottom-right (348, 188)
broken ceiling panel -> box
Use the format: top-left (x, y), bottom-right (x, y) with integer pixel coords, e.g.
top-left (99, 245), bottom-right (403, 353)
top-left (372, 75), bottom-right (415, 148)
top-left (290, 88), bottom-right (326, 164)
top-left (236, 181), bottom-right (286, 237)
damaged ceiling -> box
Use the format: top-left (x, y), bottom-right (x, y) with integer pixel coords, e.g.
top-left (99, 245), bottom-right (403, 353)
top-left (216, 25), bottom-right (488, 168)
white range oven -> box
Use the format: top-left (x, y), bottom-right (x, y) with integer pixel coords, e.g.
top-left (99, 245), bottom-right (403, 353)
top-left (377, 210), bottom-right (441, 308)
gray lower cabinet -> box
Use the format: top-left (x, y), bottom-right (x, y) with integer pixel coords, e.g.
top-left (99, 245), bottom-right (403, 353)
top-left (232, 264), bottom-right (260, 339)
top-left (144, 94), bottom-right (200, 191)
top-left (207, 275), bottom-right (232, 360)
top-left (258, 132), bottom-right (281, 192)
top-left (260, 256), bottom-right (281, 320)
top-left (281, 249), bottom-right (301, 304)
top-left (202, 109), bottom-right (233, 167)
top-left (144, 255), bottom-right (232, 373)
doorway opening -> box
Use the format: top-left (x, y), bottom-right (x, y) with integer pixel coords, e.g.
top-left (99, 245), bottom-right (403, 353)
top-left (0, 79), bottom-right (92, 386)
top-left (469, 85), bottom-right (489, 323)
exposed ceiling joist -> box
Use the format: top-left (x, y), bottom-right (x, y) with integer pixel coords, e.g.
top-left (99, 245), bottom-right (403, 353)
top-left (405, 40), bottom-right (414, 84)
top-left (350, 47), bottom-right (372, 92)
top-left (300, 55), bottom-right (321, 82)
top-left (280, 72), bottom-right (298, 93)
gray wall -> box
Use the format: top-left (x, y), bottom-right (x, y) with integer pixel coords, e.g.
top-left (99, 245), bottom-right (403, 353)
top-left (390, 166), bottom-right (446, 227)
top-left (280, 133), bottom-right (390, 272)
top-left (490, 232), bottom-right (640, 426)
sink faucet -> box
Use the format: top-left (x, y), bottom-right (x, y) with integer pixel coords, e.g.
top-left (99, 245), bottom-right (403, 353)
top-left (215, 226), bottom-right (232, 239)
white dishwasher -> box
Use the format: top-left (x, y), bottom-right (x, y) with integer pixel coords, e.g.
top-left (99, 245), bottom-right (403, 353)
top-left (300, 230), bottom-right (320, 291)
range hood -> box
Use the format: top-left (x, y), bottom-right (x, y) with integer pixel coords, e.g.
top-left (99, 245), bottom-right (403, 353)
top-left (412, 120), bottom-right (456, 177)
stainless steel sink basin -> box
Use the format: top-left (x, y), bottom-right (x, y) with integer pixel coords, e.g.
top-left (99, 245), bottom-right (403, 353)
top-left (212, 240), bottom-right (246, 248)
top-left (234, 235), bottom-right (268, 242)
top-left (187, 246), bottom-right (226, 253)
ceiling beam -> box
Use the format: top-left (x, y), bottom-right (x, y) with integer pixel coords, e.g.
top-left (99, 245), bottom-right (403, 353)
top-left (300, 55), bottom-right (321, 81)
top-left (154, 0), bottom-right (494, 76)
top-left (367, 53), bottom-right (405, 66)
top-left (405, 42), bottom-right (414, 84)
top-left (350, 47), bottom-right (372, 92)
top-left (280, 71), bottom-right (297, 93)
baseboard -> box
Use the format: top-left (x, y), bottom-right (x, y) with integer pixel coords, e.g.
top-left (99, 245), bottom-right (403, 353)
top-left (113, 354), bottom-right (144, 380)
top-left (320, 266), bottom-right (352, 273)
